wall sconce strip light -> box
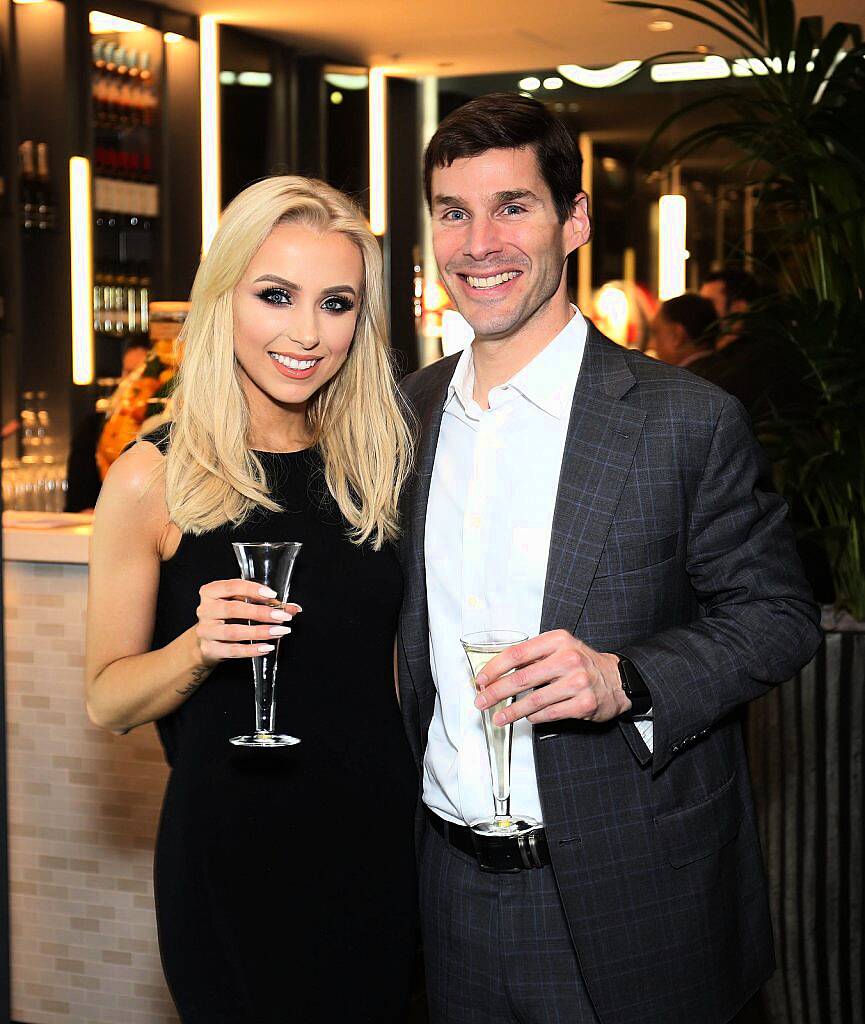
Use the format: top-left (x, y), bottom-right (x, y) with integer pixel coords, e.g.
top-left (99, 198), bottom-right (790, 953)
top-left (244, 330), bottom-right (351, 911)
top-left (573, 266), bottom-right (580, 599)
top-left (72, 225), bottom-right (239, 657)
top-left (200, 15), bottom-right (221, 256)
top-left (658, 193), bottom-right (687, 301)
top-left (69, 156), bottom-right (94, 386)
top-left (369, 68), bottom-right (387, 237)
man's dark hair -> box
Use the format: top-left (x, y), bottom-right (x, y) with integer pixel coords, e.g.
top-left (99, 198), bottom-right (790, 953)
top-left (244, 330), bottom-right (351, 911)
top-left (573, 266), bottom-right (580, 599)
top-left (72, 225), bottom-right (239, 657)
top-left (703, 268), bottom-right (760, 307)
top-left (660, 293), bottom-right (718, 348)
top-left (423, 93), bottom-right (583, 224)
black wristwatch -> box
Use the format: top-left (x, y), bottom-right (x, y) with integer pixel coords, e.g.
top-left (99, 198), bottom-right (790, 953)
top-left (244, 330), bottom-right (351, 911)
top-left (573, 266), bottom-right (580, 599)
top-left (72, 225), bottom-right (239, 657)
top-left (616, 656), bottom-right (653, 717)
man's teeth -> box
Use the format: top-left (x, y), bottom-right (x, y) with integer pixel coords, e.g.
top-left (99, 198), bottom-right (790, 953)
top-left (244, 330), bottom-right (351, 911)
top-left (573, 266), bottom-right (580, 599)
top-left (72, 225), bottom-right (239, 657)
top-left (466, 271), bottom-right (520, 290)
top-left (269, 353), bottom-right (317, 370)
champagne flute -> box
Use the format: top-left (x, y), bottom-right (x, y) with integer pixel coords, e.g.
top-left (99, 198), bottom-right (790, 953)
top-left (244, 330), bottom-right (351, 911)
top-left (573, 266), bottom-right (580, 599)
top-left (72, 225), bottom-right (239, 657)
top-left (231, 541), bottom-right (302, 748)
top-left (460, 629), bottom-right (538, 836)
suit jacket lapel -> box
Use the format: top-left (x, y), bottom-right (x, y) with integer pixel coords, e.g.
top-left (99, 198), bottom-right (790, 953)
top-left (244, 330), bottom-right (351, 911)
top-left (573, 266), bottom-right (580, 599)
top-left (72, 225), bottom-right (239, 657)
top-left (400, 354), bottom-right (460, 707)
top-left (540, 324), bottom-right (647, 633)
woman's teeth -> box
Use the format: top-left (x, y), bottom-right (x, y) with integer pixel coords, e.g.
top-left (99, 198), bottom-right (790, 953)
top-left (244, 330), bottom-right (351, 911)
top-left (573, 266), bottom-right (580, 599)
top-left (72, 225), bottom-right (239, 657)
top-left (269, 353), bottom-right (318, 370)
top-left (466, 271), bottom-right (520, 289)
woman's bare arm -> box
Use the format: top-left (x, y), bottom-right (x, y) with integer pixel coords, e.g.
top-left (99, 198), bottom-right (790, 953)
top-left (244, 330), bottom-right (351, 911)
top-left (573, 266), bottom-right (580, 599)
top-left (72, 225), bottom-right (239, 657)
top-left (84, 442), bottom-right (296, 733)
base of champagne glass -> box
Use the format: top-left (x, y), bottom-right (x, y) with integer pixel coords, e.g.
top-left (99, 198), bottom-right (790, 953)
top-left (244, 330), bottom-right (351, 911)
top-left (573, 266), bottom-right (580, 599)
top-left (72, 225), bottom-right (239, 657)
top-left (230, 732), bottom-right (300, 748)
top-left (469, 815), bottom-right (539, 837)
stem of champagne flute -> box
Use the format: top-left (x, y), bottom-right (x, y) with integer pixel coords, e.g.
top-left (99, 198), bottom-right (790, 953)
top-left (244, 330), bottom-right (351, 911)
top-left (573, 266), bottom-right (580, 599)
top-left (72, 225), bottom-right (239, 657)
top-left (253, 648), bottom-right (278, 735)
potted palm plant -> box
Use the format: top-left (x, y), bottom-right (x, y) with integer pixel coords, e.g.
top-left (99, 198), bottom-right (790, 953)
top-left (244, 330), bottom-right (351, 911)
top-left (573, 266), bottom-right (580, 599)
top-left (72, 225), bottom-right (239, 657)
top-left (612, 0), bottom-right (865, 619)
top-left (608, 5), bottom-right (865, 1022)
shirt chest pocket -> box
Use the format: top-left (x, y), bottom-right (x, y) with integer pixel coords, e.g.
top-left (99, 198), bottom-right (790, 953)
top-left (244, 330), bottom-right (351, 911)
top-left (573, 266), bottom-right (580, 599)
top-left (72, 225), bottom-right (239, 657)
top-left (506, 527), bottom-right (551, 583)
top-left (594, 531), bottom-right (679, 579)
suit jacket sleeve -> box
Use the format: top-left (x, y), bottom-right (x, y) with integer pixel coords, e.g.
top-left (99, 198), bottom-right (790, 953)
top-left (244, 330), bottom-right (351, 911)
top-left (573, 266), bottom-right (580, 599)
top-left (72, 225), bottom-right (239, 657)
top-left (617, 393), bottom-right (822, 775)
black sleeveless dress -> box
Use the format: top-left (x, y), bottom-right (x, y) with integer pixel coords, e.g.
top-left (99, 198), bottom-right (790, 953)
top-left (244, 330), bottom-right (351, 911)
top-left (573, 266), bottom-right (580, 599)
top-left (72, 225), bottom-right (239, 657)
top-left (147, 428), bottom-right (418, 1023)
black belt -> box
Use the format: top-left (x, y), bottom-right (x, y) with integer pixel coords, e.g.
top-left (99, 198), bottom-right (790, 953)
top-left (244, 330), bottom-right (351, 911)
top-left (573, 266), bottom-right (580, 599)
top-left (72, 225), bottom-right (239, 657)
top-left (427, 809), bottom-right (551, 873)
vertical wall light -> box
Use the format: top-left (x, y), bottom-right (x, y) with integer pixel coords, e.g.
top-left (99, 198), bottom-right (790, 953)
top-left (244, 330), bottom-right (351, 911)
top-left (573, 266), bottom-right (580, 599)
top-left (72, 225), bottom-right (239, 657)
top-left (69, 156), bottom-right (94, 386)
top-left (369, 67), bottom-right (387, 236)
top-left (200, 14), bottom-right (221, 256)
top-left (658, 193), bottom-right (687, 300)
top-left (577, 133), bottom-right (593, 312)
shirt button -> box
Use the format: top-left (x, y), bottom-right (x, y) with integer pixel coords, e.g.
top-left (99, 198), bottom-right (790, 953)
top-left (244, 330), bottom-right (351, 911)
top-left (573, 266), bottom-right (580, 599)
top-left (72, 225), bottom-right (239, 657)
top-left (467, 595), bottom-right (482, 609)
top-left (468, 515), bottom-right (482, 529)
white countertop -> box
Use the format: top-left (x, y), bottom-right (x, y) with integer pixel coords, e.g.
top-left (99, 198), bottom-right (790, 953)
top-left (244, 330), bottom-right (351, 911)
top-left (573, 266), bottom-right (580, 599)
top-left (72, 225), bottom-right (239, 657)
top-left (2, 511), bottom-right (93, 564)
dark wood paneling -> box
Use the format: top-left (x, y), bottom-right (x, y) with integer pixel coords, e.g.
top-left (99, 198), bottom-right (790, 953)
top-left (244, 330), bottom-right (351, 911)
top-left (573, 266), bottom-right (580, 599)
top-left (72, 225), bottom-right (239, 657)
top-left (384, 76), bottom-right (420, 374)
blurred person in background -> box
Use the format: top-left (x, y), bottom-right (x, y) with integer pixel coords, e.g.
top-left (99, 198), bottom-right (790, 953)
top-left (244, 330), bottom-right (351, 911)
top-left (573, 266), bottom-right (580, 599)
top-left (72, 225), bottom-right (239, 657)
top-left (65, 340), bottom-right (149, 513)
top-left (700, 268), bottom-right (760, 351)
top-left (649, 292), bottom-right (718, 369)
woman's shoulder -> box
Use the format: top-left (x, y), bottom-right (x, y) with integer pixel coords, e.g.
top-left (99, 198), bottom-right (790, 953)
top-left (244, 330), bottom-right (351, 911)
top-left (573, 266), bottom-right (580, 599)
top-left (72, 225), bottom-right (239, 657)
top-left (136, 420), bottom-right (173, 455)
top-left (98, 432), bottom-right (168, 525)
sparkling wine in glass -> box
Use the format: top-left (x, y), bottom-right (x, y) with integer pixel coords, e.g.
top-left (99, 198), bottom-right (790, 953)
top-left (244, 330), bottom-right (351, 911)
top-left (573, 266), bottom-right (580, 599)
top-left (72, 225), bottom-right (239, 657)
top-left (231, 541), bottom-right (302, 748)
top-left (460, 629), bottom-right (538, 837)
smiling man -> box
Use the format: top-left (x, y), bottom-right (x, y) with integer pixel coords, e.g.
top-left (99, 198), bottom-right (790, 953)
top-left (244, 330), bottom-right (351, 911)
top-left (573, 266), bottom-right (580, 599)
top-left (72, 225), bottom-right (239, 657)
top-left (396, 93), bottom-right (822, 1024)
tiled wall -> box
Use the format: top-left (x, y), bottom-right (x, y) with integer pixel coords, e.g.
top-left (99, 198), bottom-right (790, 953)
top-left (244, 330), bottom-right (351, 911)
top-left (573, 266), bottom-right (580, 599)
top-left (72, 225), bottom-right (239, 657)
top-left (4, 560), bottom-right (178, 1023)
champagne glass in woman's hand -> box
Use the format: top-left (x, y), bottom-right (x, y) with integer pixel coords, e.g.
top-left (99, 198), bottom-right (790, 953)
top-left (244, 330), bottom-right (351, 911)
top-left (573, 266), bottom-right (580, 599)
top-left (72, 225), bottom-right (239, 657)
top-left (230, 541), bottom-right (303, 748)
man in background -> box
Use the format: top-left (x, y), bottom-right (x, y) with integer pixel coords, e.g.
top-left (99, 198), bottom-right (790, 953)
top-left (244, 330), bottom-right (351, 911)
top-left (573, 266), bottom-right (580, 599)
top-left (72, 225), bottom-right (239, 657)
top-left (649, 292), bottom-right (718, 369)
top-left (700, 268), bottom-right (760, 350)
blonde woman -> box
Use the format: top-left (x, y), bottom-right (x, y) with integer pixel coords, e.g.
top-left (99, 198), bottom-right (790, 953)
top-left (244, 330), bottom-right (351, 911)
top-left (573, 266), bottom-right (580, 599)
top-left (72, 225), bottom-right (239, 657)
top-left (85, 177), bottom-right (417, 1023)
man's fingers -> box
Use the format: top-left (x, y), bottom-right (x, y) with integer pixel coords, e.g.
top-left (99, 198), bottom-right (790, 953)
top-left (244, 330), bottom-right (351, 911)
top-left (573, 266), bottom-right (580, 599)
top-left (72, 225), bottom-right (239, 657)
top-left (476, 630), bottom-right (583, 685)
top-left (476, 655), bottom-right (588, 709)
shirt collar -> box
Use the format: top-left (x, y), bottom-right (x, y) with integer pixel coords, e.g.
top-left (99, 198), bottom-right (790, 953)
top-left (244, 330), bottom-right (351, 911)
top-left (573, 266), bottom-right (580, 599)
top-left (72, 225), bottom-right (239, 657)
top-left (445, 305), bottom-right (587, 421)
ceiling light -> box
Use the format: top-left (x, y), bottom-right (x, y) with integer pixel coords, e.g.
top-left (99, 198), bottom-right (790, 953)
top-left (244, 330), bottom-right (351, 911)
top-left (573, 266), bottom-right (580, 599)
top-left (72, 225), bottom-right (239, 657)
top-left (695, 44), bottom-right (709, 54)
top-left (237, 71), bottom-right (272, 87)
top-left (330, 90), bottom-right (343, 105)
top-left (200, 15), bottom-right (221, 257)
top-left (651, 55), bottom-right (730, 82)
top-left (324, 73), bottom-right (369, 91)
top-left (543, 76), bottom-right (563, 90)
top-left (89, 11), bottom-right (145, 33)
top-left (369, 68), bottom-right (387, 236)
top-left (219, 70), bottom-right (236, 85)
top-left (649, 19), bottom-right (674, 31)
top-left (558, 61), bottom-right (642, 89)
top-left (163, 32), bottom-right (184, 43)
top-left (518, 76), bottom-right (541, 91)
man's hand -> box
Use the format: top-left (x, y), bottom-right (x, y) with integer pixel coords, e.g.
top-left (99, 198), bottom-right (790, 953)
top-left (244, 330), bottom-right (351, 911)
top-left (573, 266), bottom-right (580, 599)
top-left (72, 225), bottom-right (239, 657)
top-left (474, 630), bottom-right (631, 726)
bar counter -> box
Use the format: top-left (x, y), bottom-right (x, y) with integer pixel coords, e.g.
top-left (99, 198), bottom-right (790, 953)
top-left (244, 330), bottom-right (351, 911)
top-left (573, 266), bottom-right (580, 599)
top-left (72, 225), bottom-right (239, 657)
top-left (3, 512), bottom-right (177, 1023)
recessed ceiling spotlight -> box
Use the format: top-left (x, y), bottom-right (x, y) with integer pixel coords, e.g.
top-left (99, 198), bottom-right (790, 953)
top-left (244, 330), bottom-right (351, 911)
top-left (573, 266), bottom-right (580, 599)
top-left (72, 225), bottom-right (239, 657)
top-left (519, 76), bottom-right (541, 90)
top-left (330, 90), bottom-right (344, 105)
top-left (649, 19), bottom-right (674, 31)
top-left (543, 76), bottom-right (564, 90)
top-left (695, 43), bottom-right (709, 53)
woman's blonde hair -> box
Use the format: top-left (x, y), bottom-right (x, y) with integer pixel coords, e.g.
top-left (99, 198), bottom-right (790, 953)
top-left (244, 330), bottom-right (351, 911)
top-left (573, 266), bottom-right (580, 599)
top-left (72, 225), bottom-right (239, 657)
top-left (163, 176), bottom-right (413, 549)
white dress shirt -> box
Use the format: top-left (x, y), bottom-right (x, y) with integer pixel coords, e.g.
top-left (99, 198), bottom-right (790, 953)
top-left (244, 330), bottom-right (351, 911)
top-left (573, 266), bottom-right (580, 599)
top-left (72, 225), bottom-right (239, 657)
top-left (423, 308), bottom-right (653, 827)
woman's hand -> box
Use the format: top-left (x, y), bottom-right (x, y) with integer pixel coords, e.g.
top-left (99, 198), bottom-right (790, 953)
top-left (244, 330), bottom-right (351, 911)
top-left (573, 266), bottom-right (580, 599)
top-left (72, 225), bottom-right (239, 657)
top-left (194, 579), bottom-right (302, 667)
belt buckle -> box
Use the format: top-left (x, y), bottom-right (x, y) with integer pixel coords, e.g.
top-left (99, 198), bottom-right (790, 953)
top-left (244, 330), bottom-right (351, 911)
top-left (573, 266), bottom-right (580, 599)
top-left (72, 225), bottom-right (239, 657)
top-left (468, 831), bottom-right (522, 873)
top-left (468, 829), bottom-right (545, 873)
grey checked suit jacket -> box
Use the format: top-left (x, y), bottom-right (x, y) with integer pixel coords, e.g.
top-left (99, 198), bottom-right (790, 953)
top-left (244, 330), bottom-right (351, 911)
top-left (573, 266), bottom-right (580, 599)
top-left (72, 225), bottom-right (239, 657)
top-left (396, 323), bottom-right (823, 1024)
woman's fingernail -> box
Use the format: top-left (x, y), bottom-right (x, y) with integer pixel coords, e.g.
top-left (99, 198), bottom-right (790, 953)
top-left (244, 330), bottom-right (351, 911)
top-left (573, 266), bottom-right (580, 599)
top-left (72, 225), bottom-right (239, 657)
top-left (271, 610), bottom-right (292, 621)
top-left (257, 643), bottom-right (275, 653)
top-left (259, 587), bottom-right (277, 598)
top-left (268, 626), bottom-right (291, 636)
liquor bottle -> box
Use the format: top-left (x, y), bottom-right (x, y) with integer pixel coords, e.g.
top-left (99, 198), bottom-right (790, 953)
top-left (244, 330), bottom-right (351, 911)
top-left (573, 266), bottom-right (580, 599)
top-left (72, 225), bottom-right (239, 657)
top-left (35, 142), bottom-right (54, 230)
top-left (18, 140), bottom-right (36, 230)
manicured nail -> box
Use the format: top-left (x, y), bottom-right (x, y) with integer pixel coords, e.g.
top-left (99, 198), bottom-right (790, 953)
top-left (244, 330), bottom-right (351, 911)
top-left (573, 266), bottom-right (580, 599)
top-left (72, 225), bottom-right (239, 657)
top-left (257, 643), bottom-right (275, 653)
top-left (270, 609), bottom-right (292, 621)
top-left (258, 587), bottom-right (277, 598)
top-left (268, 626), bottom-right (291, 636)
top-left (476, 673), bottom-right (488, 687)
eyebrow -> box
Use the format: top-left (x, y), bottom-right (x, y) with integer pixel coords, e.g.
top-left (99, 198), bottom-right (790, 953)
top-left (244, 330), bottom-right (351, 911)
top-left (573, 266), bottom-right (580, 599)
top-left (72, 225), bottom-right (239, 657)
top-left (252, 274), bottom-right (357, 296)
top-left (432, 189), bottom-right (540, 209)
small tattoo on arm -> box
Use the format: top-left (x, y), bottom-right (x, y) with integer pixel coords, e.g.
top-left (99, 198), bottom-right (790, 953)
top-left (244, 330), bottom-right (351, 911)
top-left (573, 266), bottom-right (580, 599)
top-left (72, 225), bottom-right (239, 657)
top-left (176, 665), bottom-right (210, 697)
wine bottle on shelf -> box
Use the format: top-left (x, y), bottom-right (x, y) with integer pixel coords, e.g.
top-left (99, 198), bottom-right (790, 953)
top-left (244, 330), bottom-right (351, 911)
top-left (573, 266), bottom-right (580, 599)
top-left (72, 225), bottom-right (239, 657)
top-left (35, 142), bottom-right (54, 230)
top-left (18, 140), bottom-right (36, 230)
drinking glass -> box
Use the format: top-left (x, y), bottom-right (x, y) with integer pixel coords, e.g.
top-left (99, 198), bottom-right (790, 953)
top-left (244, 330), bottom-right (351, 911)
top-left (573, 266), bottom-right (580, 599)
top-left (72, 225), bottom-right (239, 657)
top-left (460, 629), bottom-right (538, 836)
top-left (231, 541), bottom-right (302, 747)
